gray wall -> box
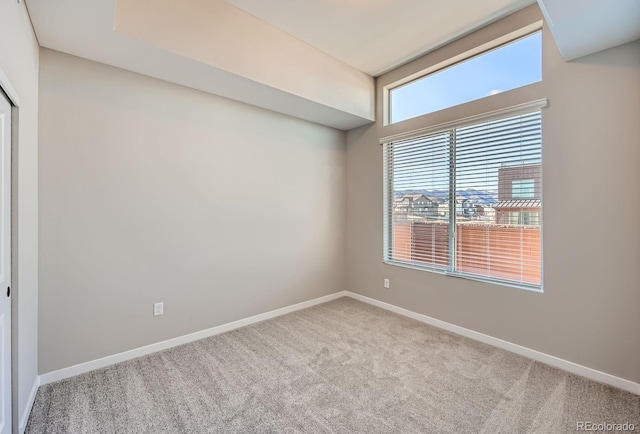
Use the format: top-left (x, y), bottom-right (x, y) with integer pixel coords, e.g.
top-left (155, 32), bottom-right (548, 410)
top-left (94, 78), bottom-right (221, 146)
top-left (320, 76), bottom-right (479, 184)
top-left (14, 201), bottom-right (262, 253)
top-left (346, 5), bottom-right (640, 383)
top-left (0, 0), bottom-right (40, 430)
top-left (38, 49), bottom-right (346, 374)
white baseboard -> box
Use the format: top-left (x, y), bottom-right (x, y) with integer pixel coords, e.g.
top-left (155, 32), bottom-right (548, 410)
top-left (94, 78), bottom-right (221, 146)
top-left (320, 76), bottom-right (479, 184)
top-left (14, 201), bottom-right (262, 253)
top-left (19, 375), bottom-right (41, 434)
top-left (344, 291), bottom-right (640, 396)
top-left (39, 291), bottom-right (348, 385)
top-left (37, 289), bottom-right (639, 397)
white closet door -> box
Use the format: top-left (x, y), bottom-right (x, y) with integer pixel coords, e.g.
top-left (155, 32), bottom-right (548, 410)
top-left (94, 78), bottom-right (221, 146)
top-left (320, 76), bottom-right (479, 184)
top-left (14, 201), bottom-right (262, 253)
top-left (0, 91), bottom-right (12, 434)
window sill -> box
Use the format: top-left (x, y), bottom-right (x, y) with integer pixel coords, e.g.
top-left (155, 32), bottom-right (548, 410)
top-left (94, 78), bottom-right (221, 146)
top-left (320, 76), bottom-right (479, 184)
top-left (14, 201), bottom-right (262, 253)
top-left (383, 259), bottom-right (543, 293)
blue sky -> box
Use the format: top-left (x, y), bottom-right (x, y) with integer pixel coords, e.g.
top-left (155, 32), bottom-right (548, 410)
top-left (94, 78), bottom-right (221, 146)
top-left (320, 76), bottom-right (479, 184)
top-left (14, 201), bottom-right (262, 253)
top-left (391, 32), bottom-right (542, 124)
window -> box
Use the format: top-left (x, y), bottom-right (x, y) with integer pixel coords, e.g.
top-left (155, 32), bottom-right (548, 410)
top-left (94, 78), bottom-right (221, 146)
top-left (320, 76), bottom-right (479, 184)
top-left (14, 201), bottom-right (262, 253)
top-left (509, 211), bottom-right (539, 226)
top-left (383, 108), bottom-right (543, 290)
top-left (389, 32), bottom-right (542, 124)
top-left (512, 179), bottom-right (534, 198)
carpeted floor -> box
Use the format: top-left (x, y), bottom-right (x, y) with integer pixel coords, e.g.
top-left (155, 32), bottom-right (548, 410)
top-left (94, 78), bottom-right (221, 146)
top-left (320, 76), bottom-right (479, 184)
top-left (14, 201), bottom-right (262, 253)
top-left (27, 297), bottom-right (639, 433)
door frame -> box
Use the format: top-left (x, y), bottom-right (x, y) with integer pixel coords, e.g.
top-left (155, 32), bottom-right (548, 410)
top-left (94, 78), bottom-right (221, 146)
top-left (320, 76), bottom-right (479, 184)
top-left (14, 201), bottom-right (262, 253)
top-left (0, 66), bottom-right (19, 434)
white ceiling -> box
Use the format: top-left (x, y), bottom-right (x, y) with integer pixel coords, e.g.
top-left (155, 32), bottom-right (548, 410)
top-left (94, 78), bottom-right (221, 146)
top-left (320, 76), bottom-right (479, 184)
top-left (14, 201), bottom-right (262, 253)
top-left (26, 0), bottom-right (375, 130)
top-left (25, 0), bottom-right (638, 130)
top-left (538, 0), bottom-right (640, 61)
top-left (25, 0), bottom-right (535, 129)
top-left (225, 0), bottom-right (535, 76)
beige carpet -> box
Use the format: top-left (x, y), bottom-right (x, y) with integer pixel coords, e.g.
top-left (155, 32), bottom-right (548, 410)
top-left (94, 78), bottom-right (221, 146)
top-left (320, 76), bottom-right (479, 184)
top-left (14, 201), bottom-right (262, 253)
top-left (26, 297), bottom-right (639, 433)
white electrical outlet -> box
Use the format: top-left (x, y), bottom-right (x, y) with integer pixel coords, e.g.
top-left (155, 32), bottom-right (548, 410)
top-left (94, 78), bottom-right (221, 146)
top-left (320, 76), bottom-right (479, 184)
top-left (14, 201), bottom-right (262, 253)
top-left (384, 278), bottom-right (390, 289)
top-left (153, 302), bottom-right (164, 316)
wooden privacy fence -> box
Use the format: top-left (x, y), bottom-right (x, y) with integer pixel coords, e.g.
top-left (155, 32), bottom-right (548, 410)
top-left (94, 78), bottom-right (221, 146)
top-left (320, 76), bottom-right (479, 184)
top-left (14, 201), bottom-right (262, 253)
top-left (393, 221), bottom-right (541, 285)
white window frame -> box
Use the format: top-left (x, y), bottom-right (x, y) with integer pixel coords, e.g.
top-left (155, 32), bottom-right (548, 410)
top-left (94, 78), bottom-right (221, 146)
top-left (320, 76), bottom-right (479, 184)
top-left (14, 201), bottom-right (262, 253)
top-left (382, 22), bottom-right (543, 126)
top-left (381, 100), bottom-right (547, 292)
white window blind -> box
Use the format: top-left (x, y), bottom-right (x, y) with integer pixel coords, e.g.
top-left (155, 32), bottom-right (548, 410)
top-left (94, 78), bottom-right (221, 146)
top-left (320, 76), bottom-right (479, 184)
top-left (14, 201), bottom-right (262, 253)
top-left (383, 109), bottom-right (543, 290)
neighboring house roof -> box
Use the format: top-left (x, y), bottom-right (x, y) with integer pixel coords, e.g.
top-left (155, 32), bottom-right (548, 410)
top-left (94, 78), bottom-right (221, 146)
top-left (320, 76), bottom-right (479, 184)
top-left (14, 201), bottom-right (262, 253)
top-left (494, 199), bottom-right (541, 209)
top-left (394, 194), bottom-right (438, 205)
top-left (404, 194), bottom-right (431, 202)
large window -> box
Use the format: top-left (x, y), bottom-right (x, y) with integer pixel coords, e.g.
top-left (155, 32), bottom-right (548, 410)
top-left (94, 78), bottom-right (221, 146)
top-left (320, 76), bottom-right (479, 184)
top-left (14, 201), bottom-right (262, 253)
top-left (383, 107), bottom-right (543, 290)
top-left (389, 32), bottom-right (542, 124)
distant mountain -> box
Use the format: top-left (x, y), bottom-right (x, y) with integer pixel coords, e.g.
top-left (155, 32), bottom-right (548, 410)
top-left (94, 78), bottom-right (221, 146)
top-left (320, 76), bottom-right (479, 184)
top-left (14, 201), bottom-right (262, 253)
top-left (394, 188), bottom-right (497, 205)
top-left (456, 189), bottom-right (498, 205)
